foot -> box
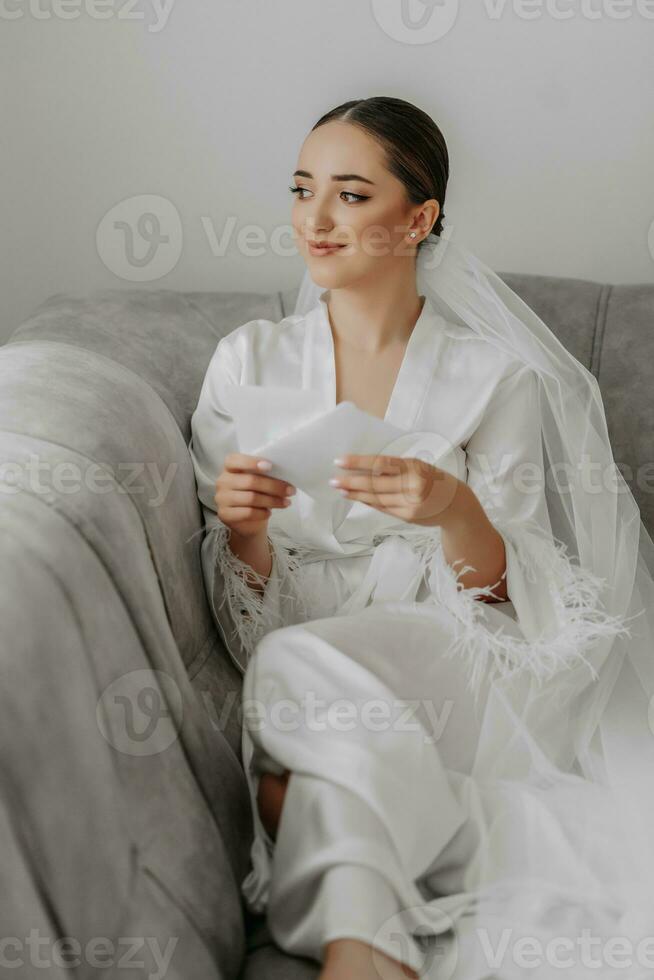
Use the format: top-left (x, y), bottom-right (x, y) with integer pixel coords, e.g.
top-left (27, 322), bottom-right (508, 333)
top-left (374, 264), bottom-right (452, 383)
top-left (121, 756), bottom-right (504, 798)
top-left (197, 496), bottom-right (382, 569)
top-left (319, 937), bottom-right (420, 980)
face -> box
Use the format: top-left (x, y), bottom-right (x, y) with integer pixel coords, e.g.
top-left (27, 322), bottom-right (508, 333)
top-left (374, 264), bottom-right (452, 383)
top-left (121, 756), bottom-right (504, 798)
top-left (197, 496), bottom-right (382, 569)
top-left (290, 120), bottom-right (439, 290)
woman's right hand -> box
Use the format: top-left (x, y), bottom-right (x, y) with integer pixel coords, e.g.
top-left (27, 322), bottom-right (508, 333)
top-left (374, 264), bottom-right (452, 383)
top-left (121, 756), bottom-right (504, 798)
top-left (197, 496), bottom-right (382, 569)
top-left (215, 452), bottom-right (296, 539)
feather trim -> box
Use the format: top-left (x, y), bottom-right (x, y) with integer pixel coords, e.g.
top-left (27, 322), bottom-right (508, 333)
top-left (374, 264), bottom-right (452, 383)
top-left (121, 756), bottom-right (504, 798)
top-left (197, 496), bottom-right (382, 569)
top-left (407, 517), bottom-right (633, 701)
top-left (207, 521), bottom-right (321, 670)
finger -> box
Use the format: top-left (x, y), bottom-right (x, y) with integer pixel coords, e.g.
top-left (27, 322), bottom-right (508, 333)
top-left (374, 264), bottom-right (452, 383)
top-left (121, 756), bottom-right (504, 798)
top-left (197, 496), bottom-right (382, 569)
top-left (340, 489), bottom-right (407, 510)
top-left (228, 472), bottom-right (295, 496)
top-left (334, 472), bottom-right (428, 503)
top-left (224, 452), bottom-right (278, 474)
top-left (225, 489), bottom-right (292, 510)
top-left (220, 506), bottom-right (272, 522)
top-left (331, 473), bottom-right (404, 493)
top-left (334, 453), bottom-right (405, 475)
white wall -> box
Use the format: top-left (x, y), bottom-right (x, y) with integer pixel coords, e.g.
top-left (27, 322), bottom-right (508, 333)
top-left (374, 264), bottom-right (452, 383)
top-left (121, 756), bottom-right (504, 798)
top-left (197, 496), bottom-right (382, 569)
top-left (1, 0), bottom-right (653, 344)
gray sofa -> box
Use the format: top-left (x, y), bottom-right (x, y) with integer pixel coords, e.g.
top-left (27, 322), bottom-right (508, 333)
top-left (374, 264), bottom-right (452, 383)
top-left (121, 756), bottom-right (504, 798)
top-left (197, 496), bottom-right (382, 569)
top-left (1, 271), bottom-right (652, 979)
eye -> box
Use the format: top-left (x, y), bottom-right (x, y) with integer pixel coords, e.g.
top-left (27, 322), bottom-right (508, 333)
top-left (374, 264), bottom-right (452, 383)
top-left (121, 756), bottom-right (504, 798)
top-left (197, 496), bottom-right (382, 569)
top-left (288, 186), bottom-right (369, 204)
top-left (341, 191), bottom-right (368, 203)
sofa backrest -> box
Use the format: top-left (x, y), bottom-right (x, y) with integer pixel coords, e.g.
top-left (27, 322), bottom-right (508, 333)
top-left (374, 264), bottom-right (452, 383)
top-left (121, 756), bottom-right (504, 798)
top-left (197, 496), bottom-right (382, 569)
top-left (495, 272), bottom-right (654, 540)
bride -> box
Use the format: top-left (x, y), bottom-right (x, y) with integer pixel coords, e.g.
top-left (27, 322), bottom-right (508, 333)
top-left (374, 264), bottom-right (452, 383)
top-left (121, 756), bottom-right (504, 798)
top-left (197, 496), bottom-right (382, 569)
top-left (189, 96), bottom-right (654, 980)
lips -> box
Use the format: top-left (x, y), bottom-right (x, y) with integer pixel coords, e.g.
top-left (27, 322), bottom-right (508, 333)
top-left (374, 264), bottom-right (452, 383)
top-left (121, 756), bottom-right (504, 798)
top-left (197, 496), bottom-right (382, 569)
top-left (308, 241), bottom-right (346, 254)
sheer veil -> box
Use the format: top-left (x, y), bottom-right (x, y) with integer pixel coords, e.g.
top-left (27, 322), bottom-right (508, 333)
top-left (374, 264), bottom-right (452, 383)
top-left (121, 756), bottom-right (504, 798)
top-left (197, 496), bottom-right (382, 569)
top-left (293, 226), bottom-right (654, 960)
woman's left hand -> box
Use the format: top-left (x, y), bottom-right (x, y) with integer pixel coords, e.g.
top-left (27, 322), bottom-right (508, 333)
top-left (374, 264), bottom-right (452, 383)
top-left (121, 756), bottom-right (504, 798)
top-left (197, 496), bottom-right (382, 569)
top-left (329, 454), bottom-right (466, 528)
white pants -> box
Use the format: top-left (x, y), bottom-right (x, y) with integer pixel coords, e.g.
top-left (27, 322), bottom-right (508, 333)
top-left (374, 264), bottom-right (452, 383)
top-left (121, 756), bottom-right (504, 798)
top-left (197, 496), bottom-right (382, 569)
top-left (241, 600), bottom-right (519, 976)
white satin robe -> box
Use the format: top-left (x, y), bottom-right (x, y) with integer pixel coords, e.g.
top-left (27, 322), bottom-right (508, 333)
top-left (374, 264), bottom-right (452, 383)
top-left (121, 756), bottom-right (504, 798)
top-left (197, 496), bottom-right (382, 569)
top-left (188, 294), bottom-right (630, 979)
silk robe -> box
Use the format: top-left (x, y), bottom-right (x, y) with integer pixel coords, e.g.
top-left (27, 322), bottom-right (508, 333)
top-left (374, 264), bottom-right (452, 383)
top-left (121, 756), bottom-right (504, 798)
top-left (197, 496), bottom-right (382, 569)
top-left (188, 294), bottom-right (629, 978)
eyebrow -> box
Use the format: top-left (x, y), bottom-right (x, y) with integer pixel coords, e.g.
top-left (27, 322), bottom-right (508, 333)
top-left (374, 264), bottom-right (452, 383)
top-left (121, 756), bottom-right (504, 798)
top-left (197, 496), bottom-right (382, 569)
top-left (292, 169), bottom-right (376, 186)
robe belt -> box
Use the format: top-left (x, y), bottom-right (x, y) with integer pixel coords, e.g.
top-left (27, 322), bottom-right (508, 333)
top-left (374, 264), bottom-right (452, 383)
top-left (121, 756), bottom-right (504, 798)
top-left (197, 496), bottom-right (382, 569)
top-left (338, 535), bottom-right (426, 616)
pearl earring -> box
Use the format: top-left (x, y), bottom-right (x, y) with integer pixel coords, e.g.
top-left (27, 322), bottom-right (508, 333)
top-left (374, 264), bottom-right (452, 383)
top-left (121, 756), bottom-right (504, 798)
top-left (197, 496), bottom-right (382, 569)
top-left (409, 232), bottom-right (417, 239)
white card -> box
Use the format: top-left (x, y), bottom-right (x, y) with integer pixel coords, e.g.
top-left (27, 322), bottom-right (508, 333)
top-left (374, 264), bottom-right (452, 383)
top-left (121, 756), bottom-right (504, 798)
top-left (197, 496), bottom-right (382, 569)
top-left (220, 384), bottom-right (326, 452)
top-left (221, 385), bottom-right (411, 501)
top-left (220, 384), bottom-right (466, 503)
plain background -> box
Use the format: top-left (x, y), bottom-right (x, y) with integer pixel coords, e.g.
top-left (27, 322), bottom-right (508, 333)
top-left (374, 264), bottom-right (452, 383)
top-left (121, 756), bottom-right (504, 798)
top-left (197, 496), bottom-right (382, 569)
top-left (1, 0), bottom-right (653, 345)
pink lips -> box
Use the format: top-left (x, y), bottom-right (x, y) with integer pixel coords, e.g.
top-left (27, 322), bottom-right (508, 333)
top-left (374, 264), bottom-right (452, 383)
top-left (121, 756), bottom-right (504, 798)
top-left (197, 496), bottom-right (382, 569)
top-left (308, 241), bottom-right (346, 255)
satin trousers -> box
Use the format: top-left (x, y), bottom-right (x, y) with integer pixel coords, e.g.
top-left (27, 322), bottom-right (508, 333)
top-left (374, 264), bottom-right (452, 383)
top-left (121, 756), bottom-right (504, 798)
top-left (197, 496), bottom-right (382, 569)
top-left (242, 600), bottom-right (524, 975)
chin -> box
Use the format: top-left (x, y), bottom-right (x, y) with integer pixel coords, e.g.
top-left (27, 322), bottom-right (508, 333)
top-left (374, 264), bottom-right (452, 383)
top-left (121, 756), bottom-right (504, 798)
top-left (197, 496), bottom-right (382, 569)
top-left (305, 256), bottom-right (367, 290)
top-left (304, 265), bottom-right (339, 284)
top-left (302, 263), bottom-right (341, 286)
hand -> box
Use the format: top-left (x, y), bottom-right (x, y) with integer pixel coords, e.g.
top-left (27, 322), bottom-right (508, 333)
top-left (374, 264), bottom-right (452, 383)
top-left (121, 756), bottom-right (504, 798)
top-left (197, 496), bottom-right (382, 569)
top-left (329, 453), bottom-right (465, 528)
top-left (215, 453), bottom-right (296, 539)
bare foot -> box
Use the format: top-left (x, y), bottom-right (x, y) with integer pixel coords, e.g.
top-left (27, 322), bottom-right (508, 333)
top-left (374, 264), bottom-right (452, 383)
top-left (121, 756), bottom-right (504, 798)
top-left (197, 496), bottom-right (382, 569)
top-left (319, 937), bottom-right (420, 980)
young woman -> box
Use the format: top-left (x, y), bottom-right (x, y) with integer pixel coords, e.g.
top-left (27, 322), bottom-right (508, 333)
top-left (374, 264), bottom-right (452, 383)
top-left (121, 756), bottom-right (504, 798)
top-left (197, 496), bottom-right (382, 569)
top-left (189, 97), bottom-right (654, 980)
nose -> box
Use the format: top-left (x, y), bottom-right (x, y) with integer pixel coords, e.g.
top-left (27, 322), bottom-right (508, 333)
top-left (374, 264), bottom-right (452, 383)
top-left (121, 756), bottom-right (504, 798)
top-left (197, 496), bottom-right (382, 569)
top-left (304, 207), bottom-right (335, 239)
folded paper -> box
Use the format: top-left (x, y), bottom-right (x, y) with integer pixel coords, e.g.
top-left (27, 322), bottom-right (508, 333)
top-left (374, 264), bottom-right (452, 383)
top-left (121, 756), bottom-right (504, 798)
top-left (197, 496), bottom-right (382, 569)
top-left (221, 384), bottom-right (466, 503)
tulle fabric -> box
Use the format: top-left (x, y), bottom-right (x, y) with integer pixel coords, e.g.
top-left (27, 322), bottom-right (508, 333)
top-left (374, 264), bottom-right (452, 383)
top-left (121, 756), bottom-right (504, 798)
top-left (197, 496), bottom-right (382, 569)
top-left (288, 227), bottom-right (654, 966)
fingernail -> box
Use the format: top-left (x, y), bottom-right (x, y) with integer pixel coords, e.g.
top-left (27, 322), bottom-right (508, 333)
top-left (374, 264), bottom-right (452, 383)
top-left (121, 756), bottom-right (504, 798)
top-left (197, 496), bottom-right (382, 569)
top-left (285, 486), bottom-right (296, 495)
top-left (257, 460), bottom-right (272, 470)
top-left (333, 457), bottom-right (345, 466)
top-left (328, 478), bottom-right (341, 486)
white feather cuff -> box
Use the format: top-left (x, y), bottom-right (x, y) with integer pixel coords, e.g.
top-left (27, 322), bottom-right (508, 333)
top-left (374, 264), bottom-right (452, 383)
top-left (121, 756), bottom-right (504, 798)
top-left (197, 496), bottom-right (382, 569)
top-left (416, 516), bottom-right (632, 700)
top-left (202, 521), bottom-right (319, 674)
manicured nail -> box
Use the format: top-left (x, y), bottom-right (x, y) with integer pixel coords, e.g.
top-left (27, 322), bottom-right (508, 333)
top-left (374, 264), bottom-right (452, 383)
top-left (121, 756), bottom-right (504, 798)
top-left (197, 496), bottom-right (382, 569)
top-left (333, 457), bottom-right (345, 466)
top-left (257, 460), bottom-right (272, 470)
top-left (328, 478), bottom-right (341, 486)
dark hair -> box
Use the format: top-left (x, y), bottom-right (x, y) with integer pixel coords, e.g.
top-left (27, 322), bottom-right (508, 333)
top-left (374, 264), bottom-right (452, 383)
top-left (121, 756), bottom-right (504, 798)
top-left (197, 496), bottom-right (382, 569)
top-left (310, 96), bottom-right (449, 250)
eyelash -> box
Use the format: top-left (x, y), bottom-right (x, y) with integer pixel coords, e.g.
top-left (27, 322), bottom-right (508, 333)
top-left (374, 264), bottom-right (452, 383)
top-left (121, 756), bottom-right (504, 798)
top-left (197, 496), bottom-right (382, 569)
top-left (288, 186), bottom-right (368, 204)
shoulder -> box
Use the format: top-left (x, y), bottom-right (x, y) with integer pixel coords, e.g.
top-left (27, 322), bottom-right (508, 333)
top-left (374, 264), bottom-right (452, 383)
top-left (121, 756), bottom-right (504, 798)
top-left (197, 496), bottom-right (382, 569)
top-left (215, 308), bottom-right (308, 364)
top-left (437, 311), bottom-right (529, 385)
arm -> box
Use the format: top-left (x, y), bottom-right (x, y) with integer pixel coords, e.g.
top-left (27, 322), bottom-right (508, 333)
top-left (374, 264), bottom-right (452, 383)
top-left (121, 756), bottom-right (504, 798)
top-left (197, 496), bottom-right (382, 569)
top-left (189, 336), bottom-right (274, 589)
top-left (422, 359), bottom-right (627, 694)
top-left (439, 483), bottom-right (508, 602)
top-left (457, 360), bottom-right (552, 605)
top-left (227, 530), bottom-right (273, 594)
top-left (188, 338), bottom-right (310, 671)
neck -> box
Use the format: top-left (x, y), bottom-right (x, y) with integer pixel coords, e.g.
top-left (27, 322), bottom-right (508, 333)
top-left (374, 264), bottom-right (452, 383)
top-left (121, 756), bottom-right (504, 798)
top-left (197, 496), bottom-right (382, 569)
top-left (323, 271), bottom-right (425, 354)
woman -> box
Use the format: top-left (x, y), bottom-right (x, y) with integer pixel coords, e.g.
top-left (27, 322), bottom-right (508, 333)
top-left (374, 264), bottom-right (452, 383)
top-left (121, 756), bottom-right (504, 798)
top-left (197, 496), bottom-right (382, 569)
top-left (189, 97), bottom-right (654, 980)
